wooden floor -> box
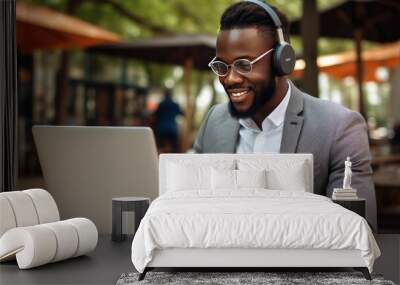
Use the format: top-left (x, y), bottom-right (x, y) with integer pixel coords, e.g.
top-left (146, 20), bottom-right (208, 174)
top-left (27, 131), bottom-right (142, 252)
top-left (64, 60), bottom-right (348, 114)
top-left (0, 235), bottom-right (133, 285)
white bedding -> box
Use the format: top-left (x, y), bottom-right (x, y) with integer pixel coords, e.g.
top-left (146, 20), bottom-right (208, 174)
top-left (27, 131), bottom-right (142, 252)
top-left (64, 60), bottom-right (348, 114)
top-left (131, 190), bottom-right (380, 273)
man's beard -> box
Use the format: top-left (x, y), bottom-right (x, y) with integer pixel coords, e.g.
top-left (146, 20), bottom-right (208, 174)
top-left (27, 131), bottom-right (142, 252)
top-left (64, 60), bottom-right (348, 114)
top-left (228, 78), bottom-right (276, 119)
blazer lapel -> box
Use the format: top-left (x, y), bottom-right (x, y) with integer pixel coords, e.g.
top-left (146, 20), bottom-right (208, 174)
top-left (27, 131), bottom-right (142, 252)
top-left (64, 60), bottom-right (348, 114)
top-left (216, 117), bottom-right (240, 153)
top-left (280, 82), bottom-right (305, 153)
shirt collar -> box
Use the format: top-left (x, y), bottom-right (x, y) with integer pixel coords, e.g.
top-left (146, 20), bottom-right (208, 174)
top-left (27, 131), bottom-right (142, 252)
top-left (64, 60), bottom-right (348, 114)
top-left (266, 83), bottom-right (291, 127)
top-left (239, 83), bottom-right (291, 131)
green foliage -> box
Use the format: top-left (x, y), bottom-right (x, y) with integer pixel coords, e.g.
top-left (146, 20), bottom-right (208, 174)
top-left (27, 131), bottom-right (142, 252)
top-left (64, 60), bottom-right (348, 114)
top-left (23, 0), bottom-right (351, 54)
top-left (21, 0), bottom-right (357, 90)
top-left (24, 0), bottom-right (235, 38)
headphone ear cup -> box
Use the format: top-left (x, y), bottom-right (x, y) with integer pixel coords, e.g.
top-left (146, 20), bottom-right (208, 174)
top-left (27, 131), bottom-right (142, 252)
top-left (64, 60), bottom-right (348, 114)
top-left (272, 43), bottom-right (296, 76)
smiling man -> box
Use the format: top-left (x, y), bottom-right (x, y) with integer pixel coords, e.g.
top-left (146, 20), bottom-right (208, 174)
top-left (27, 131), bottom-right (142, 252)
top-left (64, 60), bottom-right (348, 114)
top-left (193, 0), bottom-right (377, 230)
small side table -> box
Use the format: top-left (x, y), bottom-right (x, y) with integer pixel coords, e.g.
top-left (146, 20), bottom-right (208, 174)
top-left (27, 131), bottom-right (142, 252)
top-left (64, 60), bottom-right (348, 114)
top-left (112, 197), bottom-right (150, 242)
top-left (332, 198), bottom-right (366, 218)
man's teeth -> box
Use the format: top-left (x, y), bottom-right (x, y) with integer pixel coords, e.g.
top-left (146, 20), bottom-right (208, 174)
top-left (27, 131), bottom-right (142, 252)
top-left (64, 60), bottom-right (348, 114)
top-left (232, 91), bottom-right (247, 97)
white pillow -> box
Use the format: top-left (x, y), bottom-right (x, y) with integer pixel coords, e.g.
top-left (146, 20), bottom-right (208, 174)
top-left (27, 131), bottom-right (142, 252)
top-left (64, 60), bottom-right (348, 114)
top-left (167, 160), bottom-right (235, 191)
top-left (238, 159), bottom-right (308, 191)
top-left (211, 168), bottom-right (236, 190)
top-left (236, 169), bottom-right (267, 188)
top-left (211, 168), bottom-right (267, 190)
top-left (167, 163), bottom-right (209, 191)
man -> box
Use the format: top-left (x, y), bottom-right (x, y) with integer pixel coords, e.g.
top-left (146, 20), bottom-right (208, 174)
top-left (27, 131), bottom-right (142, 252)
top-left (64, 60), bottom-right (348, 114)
top-left (193, 1), bottom-right (377, 229)
top-left (154, 88), bottom-right (184, 153)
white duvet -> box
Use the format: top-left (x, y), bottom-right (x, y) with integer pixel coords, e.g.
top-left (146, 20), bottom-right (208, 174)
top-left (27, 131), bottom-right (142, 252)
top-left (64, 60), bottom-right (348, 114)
top-left (131, 190), bottom-right (380, 273)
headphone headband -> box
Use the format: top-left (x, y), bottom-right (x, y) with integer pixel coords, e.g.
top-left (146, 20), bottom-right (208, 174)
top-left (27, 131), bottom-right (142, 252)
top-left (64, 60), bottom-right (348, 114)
top-left (244, 0), bottom-right (285, 43)
top-left (244, 0), bottom-right (282, 27)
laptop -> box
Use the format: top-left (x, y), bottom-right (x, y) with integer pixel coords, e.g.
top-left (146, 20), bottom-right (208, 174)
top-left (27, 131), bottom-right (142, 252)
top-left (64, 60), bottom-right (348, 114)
top-left (32, 126), bottom-right (159, 234)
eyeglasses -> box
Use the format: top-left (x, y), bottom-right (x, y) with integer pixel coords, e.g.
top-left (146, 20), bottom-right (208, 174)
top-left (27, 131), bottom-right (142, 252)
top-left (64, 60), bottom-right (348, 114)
top-left (208, 48), bottom-right (274, 77)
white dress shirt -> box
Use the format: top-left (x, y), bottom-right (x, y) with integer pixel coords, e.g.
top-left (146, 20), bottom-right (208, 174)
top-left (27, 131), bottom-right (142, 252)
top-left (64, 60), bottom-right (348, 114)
top-left (236, 84), bottom-right (291, 153)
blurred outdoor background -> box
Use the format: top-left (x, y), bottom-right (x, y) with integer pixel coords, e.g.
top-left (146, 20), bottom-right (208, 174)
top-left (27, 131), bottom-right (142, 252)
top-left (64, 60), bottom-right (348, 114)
top-left (16, 0), bottom-right (400, 232)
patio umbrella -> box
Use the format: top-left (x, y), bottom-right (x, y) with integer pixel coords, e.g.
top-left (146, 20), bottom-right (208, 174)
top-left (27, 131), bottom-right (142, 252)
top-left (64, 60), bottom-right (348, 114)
top-left (293, 42), bottom-right (400, 82)
top-left (16, 2), bottom-right (120, 52)
top-left (87, 35), bottom-right (216, 70)
top-left (290, 0), bottom-right (400, 119)
top-left (88, 35), bottom-right (217, 151)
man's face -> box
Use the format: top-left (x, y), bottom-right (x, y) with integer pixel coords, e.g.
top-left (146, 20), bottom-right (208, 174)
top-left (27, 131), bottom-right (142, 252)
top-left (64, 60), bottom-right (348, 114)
top-left (215, 27), bottom-right (276, 118)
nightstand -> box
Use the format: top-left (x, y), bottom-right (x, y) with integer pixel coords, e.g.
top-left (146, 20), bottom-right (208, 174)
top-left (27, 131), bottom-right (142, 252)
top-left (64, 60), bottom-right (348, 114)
top-left (332, 198), bottom-right (366, 218)
top-left (112, 197), bottom-right (150, 242)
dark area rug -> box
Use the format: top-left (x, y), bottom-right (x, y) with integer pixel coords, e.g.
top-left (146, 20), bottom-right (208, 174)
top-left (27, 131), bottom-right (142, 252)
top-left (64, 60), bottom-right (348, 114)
top-left (116, 271), bottom-right (396, 285)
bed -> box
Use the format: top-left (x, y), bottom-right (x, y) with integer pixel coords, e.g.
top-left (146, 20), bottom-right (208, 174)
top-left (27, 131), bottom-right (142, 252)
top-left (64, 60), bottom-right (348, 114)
top-left (131, 154), bottom-right (380, 280)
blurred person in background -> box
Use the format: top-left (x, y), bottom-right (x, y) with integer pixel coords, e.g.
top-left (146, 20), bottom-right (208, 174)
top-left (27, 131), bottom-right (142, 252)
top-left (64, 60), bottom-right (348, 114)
top-left (154, 89), bottom-right (184, 153)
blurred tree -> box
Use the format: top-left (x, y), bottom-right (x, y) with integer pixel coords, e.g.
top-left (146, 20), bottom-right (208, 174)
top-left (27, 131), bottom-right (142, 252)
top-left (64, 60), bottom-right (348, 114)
top-left (301, 0), bottom-right (319, 97)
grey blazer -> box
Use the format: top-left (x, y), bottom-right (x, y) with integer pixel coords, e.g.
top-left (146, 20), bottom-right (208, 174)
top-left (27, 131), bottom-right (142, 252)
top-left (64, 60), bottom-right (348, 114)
top-left (193, 82), bottom-right (377, 230)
